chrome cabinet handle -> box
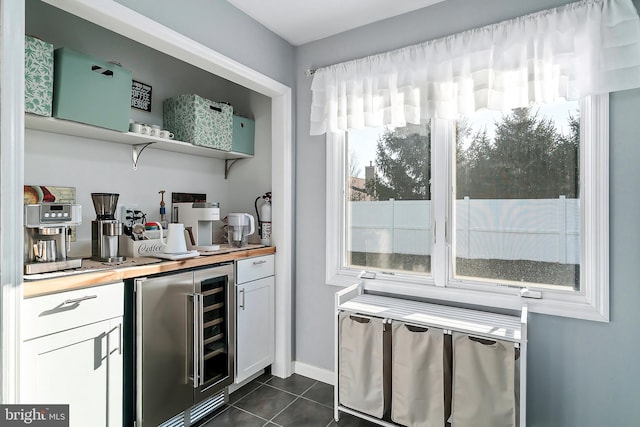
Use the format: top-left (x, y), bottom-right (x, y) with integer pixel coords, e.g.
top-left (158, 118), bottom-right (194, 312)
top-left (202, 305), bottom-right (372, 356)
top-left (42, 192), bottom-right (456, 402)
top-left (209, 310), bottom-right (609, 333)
top-left (252, 260), bottom-right (267, 265)
top-left (107, 323), bottom-right (123, 356)
top-left (64, 295), bottom-right (97, 305)
top-left (239, 288), bottom-right (246, 310)
top-left (116, 323), bottom-right (122, 355)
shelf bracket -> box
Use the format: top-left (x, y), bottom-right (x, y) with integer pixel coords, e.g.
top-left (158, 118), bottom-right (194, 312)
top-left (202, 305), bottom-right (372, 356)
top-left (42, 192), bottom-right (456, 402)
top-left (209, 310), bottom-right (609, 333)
top-left (132, 143), bottom-right (155, 171)
top-left (224, 159), bottom-right (241, 179)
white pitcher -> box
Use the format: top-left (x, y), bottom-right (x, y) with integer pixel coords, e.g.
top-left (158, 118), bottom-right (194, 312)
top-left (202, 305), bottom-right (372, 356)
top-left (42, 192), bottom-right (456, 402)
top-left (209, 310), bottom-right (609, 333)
top-left (162, 223), bottom-right (188, 254)
top-left (227, 213), bottom-right (255, 248)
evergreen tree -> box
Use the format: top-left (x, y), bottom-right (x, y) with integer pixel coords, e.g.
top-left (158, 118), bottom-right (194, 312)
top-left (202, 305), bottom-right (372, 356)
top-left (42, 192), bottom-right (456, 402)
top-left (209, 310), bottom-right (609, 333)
top-left (551, 114), bottom-right (580, 198)
top-left (368, 108), bottom-right (579, 201)
top-left (457, 107), bottom-right (579, 199)
top-left (457, 127), bottom-right (493, 198)
top-left (366, 123), bottom-right (431, 201)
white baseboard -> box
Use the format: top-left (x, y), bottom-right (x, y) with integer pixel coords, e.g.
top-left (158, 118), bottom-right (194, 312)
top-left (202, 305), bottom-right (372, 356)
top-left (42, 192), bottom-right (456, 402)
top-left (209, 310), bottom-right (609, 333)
top-left (293, 361), bottom-right (335, 385)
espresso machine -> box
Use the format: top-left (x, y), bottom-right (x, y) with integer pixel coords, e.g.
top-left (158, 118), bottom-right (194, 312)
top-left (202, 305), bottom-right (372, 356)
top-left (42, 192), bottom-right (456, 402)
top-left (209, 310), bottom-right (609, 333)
top-left (172, 202), bottom-right (220, 251)
top-left (24, 203), bottom-right (83, 274)
top-left (91, 193), bottom-right (125, 262)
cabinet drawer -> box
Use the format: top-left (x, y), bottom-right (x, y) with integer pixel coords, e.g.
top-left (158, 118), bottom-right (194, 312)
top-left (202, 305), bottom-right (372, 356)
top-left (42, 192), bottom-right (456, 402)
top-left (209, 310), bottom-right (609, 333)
top-left (23, 282), bottom-right (124, 340)
top-left (236, 255), bottom-right (274, 284)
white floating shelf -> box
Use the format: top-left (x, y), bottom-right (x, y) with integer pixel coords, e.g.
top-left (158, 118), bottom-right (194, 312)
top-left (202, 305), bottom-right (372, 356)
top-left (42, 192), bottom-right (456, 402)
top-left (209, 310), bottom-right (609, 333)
top-left (25, 114), bottom-right (252, 161)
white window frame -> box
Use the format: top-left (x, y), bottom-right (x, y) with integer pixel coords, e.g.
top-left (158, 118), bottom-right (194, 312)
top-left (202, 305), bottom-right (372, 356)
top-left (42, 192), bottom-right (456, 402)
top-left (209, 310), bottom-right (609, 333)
top-left (326, 95), bottom-right (609, 322)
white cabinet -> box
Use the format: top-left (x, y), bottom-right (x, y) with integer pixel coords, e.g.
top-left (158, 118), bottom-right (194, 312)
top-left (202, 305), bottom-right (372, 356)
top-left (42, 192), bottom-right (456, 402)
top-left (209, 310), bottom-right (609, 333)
top-left (21, 282), bottom-right (124, 427)
top-left (235, 255), bottom-right (275, 383)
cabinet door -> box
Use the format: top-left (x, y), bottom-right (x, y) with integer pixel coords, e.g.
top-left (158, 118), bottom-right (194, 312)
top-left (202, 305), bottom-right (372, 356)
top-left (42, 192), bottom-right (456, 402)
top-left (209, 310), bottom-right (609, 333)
top-left (236, 276), bottom-right (274, 383)
top-left (21, 318), bottom-right (123, 427)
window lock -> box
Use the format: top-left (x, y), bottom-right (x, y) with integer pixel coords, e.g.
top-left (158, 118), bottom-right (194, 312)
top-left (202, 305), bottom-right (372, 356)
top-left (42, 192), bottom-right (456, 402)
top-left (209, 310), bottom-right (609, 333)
top-left (359, 271), bottom-right (377, 279)
top-left (519, 288), bottom-right (542, 299)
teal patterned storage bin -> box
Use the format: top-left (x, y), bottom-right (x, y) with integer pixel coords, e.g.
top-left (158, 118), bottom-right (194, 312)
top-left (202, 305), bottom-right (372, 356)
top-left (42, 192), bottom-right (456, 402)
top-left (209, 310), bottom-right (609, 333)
top-left (25, 36), bottom-right (54, 116)
top-left (163, 94), bottom-right (233, 151)
top-left (232, 115), bottom-right (255, 155)
top-left (53, 47), bottom-right (133, 132)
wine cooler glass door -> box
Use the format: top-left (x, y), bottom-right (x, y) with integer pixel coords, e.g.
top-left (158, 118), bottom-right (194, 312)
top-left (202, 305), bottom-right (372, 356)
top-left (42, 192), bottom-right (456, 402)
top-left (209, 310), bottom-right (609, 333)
top-left (194, 263), bottom-right (235, 400)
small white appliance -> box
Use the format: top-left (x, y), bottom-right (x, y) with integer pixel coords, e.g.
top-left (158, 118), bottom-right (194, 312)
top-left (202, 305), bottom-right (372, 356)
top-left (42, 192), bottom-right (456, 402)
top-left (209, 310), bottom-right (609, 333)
top-left (173, 202), bottom-right (220, 251)
top-left (227, 213), bottom-right (255, 248)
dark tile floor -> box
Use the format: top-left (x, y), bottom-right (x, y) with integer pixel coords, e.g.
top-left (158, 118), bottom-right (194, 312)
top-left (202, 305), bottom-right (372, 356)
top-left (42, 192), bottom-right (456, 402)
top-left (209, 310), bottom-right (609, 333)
top-left (198, 372), bottom-right (379, 427)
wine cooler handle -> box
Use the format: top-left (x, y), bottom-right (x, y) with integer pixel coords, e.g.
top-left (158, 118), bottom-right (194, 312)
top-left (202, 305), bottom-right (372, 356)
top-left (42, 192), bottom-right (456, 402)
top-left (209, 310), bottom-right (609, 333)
top-left (239, 288), bottom-right (246, 310)
top-left (198, 294), bottom-right (205, 387)
top-left (192, 293), bottom-right (200, 389)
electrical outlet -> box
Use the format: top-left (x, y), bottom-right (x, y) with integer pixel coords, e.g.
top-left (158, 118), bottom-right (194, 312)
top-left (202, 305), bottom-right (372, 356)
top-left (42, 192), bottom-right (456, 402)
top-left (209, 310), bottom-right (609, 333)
top-left (120, 205), bottom-right (129, 223)
top-left (120, 205), bottom-right (138, 223)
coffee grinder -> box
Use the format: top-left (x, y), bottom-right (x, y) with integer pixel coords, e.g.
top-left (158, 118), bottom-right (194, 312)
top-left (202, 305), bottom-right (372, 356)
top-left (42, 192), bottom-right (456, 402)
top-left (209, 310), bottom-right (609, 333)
top-left (91, 192), bottom-right (125, 262)
top-left (24, 203), bottom-right (83, 274)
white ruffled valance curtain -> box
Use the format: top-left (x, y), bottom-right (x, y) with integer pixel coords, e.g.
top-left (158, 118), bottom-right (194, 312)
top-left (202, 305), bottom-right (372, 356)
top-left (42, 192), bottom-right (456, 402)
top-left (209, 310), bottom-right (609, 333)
top-left (309, 0), bottom-right (640, 135)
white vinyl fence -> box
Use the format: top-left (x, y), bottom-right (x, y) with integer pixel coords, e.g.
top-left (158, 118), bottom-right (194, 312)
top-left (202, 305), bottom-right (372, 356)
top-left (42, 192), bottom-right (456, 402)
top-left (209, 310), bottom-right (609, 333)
top-left (348, 196), bottom-right (579, 264)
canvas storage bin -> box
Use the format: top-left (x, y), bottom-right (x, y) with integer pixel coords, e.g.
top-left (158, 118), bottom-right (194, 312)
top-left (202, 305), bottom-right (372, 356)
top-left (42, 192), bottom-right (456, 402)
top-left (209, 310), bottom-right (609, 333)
top-left (52, 47), bottom-right (133, 132)
top-left (25, 35), bottom-right (54, 116)
top-left (338, 312), bottom-right (391, 419)
top-left (391, 321), bottom-right (450, 427)
top-left (450, 332), bottom-right (516, 427)
top-left (163, 94), bottom-right (233, 150)
top-left (232, 114), bottom-right (255, 155)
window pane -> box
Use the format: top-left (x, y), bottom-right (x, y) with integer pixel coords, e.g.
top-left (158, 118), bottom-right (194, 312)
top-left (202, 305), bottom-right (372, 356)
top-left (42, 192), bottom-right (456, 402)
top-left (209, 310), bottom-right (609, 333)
top-left (346, 123), bottom-right (431, 275)
top-left (454, 103), bottom-right (580, 290)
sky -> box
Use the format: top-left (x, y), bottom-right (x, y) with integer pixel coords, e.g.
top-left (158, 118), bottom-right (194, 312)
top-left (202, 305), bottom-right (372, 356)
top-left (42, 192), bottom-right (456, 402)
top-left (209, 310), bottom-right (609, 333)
top-left (347, 100), bottom-right (579, 178)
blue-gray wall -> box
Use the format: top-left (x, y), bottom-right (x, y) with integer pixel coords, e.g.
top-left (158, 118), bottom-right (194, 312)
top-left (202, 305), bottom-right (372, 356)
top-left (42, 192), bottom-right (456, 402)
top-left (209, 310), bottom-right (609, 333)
top-left (295, 0), bottom-right (640, 425)
top-left (114, 0), bottom-right (295, 88)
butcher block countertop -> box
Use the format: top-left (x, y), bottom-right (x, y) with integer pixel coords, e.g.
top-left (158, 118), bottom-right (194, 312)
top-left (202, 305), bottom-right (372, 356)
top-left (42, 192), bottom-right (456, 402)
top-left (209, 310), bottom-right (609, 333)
top-left (23, 245), bottom-right (276, 299)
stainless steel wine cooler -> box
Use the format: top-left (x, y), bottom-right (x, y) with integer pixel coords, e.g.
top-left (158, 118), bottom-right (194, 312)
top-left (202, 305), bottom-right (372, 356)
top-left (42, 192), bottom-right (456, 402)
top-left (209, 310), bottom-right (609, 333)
top-left (135, 263), bottom-right (235, 427)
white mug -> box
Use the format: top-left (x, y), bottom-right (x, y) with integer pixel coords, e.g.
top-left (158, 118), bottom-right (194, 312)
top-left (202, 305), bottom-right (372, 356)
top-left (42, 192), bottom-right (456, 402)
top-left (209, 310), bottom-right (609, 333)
top-left (139, 124), bottom-right (151, 135)
top-left (162, 223), bottom-right (187, 253)
top-left (129, 122), bottom-right (143, 133)
top-left (160, 130), bottom-right (174, 139)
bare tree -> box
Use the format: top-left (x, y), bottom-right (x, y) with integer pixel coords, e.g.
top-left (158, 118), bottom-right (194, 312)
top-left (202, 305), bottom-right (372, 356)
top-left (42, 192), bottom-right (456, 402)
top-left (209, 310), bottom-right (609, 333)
top-left (349, 151), bottom-right (361, 178)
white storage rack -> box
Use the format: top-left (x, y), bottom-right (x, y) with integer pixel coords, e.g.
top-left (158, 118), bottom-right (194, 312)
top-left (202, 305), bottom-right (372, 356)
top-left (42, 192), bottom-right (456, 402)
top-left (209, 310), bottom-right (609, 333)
top-left (334, 283), bottom-right (528, 427)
